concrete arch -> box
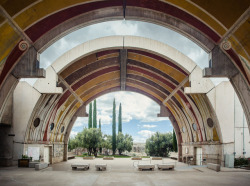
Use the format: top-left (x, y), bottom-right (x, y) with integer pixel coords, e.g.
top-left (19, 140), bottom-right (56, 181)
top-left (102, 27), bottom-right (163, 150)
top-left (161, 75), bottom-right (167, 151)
top-left (27, 36), bottom-right (221, 163)
top-left (0, 0), bottom-right (249, 133)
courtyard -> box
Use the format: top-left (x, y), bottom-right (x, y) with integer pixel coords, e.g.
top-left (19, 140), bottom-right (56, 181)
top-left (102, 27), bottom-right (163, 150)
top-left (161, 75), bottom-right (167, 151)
top-left (0, 157), bottom-right (249, 186)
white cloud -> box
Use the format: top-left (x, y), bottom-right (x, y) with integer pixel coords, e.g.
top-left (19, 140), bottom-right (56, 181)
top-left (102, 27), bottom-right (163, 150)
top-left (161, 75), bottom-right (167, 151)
top-left (133, 136), bottom-right (147, 143)
top-left (74, 117), bottom-right (88, 127)
top-left (70, 131), bottom-right (78, 138)
top-left (138, 130), bottom-right (155, 138)
top-left (111, 20), bottom-right (138, 35)
top-left (143, 124), bottom-right (157, 128)
top-left (94, 92), bottom-right (169, 124)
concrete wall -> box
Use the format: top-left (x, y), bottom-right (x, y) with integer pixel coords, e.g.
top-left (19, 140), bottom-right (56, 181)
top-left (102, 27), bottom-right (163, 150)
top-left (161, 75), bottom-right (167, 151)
top-left (207, 81), bottom-right (250, 159)
top-left (182, 143), bottom-right (222, 164)
top-left (12, 82), bottom-right (41, 165)
top-left (23, 143), bottom-right (64, 164)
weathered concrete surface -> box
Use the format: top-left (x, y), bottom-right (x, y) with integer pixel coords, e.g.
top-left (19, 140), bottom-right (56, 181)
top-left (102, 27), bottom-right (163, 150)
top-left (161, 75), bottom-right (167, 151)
top-left (185, 66), bottom-right (214, 94)
top-left (35, 163), bottom-right (48, 170)
top-left (203, 46), bottom-right (250, 130)
top-left (12, 47), bottom-right (45, 78)
top-left (0, 75), bottom-right (18, 125)
top-left (207, 163), bottom-right (221, 172)
top-left (0, 158), bottom-right (249, 186)
top-left (230, 73), bottom-right (250, 132)
top-left (33, 66), bottom-right (63, 94)
top-left (203, 46), bottom-right (238, 78)
top-left (120, 49), bottom-right (127, 91)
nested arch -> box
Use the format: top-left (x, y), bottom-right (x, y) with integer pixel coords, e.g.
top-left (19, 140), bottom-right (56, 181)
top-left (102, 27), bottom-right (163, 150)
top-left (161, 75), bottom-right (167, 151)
top-left (0, 0), bottom-right (249, 133)
top-left (26, 36), bottom-right (222, 159)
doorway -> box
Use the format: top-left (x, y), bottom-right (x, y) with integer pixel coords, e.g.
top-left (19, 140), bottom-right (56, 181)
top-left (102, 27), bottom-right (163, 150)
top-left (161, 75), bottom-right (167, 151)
top-left (44, 146), bottom-right (50, 164)
top-left (195, 147), bottom-right (202, 165)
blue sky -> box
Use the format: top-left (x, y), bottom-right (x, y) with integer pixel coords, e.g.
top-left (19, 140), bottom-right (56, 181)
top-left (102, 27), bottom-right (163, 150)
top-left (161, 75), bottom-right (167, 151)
top-left (71, 92), bottom-right (172, 143)
top-left (21, 20), bottom-right (228, 143)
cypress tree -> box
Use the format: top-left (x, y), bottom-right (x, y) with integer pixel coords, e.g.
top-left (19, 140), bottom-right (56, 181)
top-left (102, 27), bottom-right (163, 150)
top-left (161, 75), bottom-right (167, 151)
top-left (118, 103), bottom-right (122, 133)
top-left (112, 98), bottom-right (116, 155)
top-left (99, 119), bottom-right (101, 130)
top-left (88, 102), bottom-right (92, 129)
top-left (173, 129), bottom-right (178, 152)
top-left (93, 100), bottom-right (97, 128)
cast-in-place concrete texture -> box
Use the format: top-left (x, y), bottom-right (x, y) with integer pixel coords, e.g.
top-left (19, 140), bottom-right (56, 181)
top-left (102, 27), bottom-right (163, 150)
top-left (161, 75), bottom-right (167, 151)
top-left (0, 157), bottom-right (249, 186)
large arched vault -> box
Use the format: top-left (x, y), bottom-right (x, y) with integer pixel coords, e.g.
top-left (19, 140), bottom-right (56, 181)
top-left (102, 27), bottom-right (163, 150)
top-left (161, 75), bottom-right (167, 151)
top-left (0, 0), bottom-right (249, 131)
top-left (0, 0), bottom-right (249, 166)
top-left (25, 36), bottom-right (221, 162)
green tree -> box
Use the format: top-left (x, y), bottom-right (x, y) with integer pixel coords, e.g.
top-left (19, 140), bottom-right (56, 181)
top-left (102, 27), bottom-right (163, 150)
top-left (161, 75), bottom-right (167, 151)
top-left (173, 129), bottom-right (178, 152)
top-left (102, 135), bottom-right (112, 155)
top-left (145, 132), bottom-right (173, 157)
top-left (99, 119), bottom-right (101, 130)
top-left (82, 128), bottom-right (102, 156)
top-left (93, 100), bottom-right (97, 128)
top-left (88, 102), bottom-right (92, 129)
top-left (117, 132), bottom-right (133, 155)
top-left (68, 137), bottom-right (77, 151)
top-left (112, 98), bottom-right (116, 155)
top-left (118, 103), bottom-right (122, 133)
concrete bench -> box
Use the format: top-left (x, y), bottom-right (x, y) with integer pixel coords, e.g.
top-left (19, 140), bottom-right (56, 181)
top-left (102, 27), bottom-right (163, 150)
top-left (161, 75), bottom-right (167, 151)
top-left (35, 163), bottom-right (48, 170)
top-left (83, 156), bottom-right (95, 160)
top-left (131, 157), bottom-right (142, 160)
top-left (103, 156), bottom-right (114, 160)
top-left (151, 157), bottom-right (162, 160)
top-left (207, 163), bottom-right (220, 172)
top-left (71, 163), bottom-right (89, 170)
top-left (95, 164), bottom-right (107, 171)
top-left (29, 162), bottom-right (40, 168)
top-left (157, 164), bottom-right (174, 170)
top-left (138, 164), bottom-right (155, 171)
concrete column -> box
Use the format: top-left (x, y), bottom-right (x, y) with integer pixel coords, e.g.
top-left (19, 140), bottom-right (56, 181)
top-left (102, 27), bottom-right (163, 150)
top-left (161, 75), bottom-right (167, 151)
top-left (63, 143), bottom-right (68, 161)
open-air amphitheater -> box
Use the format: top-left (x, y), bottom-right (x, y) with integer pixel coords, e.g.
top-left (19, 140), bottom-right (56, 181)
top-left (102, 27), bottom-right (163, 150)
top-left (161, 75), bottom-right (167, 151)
top-left (0, 0), bottom-right (249, 185)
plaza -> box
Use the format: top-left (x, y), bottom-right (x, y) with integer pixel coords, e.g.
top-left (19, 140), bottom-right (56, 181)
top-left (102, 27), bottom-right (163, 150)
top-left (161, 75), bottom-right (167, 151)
top-left (1, 157), bottom-right (250, 186)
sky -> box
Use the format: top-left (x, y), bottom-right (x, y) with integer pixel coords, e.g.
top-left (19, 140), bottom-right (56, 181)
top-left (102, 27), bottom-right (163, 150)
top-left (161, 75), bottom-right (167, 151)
top-left (20, 20), bottom-right (229, 143)
top-left (72, 91), bottom-right (172, 143)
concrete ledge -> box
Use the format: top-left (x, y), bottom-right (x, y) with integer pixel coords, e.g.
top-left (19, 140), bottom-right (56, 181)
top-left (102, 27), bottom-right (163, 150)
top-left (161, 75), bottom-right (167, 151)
top-left (35, 163), bottom-right (48, 170)
top-left (95, 164), bottom-right (107, 171)
top-left (103, 156), bottom-right (114, 160)
top-left (83, 156), bottom-right (95, 160)
top-left (151, 157), bottom-right (162, 160)
top-left (71, 163), bottom-right (89, 170)
top-left (131, 157), bottom-right (142, 160)
top-left (157, 164), bottom-right (174, 170)
top-left (207, 163), bottom-right (220, 172)
top-left (29, 162), bottom-right (40, 168)
top-left (138, 164), bottom-right (155, 171)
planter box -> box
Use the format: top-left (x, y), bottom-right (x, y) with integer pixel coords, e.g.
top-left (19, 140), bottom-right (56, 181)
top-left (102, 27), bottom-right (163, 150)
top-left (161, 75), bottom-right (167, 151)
top-left (151, 157), bottom-right (162, 160)
top-left (103, 156), bottom-right (114, 160)
top-left (18, 159), bottom-right (30, 167)
top-left (131, 157), bottom-right (142, 160)
top-left (83, 156), bottom-right (95, 160)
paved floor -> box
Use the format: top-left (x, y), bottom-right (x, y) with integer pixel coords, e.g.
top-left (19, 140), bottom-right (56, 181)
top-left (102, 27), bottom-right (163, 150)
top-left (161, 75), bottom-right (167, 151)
top-left (0, 157), bottom-right (249, 186)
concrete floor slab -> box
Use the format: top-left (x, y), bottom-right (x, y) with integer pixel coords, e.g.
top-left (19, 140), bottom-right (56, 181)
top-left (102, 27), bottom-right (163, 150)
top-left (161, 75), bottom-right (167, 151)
top-left (0, 157), bottom-right (249, 186)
